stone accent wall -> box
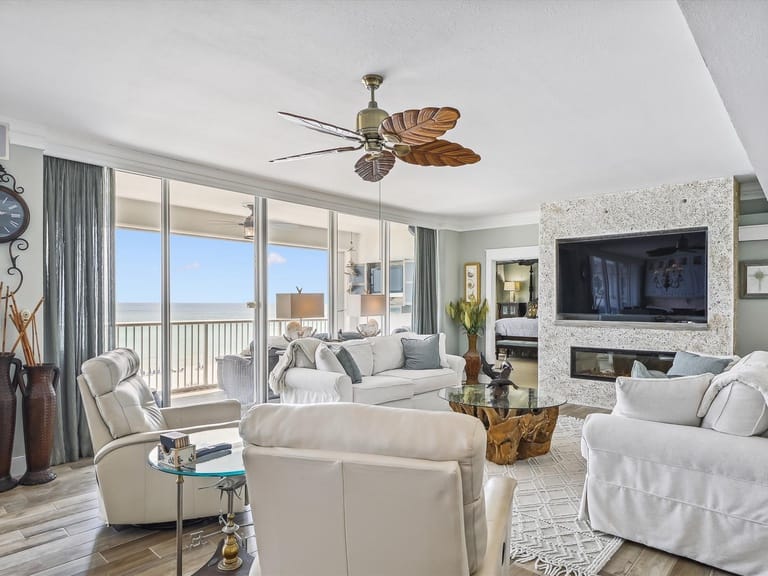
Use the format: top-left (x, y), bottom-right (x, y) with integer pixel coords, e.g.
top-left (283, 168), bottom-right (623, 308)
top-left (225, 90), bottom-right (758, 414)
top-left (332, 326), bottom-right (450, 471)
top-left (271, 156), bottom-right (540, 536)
top-left (538, 178), bottom-right (737, 408)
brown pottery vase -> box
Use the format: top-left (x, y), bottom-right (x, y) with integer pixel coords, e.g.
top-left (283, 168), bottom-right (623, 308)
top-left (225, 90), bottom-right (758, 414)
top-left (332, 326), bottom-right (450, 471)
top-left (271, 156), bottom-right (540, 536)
top-left (464, 333), bottom-right (481, 385)
top-left (19, 364), bottom-right (59, 485)
top-left (0, 353), bottom-right (22, 492)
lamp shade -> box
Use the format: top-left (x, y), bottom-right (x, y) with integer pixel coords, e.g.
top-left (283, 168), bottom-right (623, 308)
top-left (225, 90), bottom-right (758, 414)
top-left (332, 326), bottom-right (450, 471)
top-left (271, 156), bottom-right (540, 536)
top-left (276, 292), bottom-right (324, 319)
top-left (361, 294), bottom-right (386, 316)
top-left (503, 281), bottom-right (521, 292)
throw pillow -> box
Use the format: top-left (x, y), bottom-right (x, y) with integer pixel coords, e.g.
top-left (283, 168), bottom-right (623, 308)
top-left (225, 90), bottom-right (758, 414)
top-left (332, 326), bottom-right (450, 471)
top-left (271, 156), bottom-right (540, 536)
top-left (369, 334), bottom-right (405, 373)
top-left (702, 382), bottom-right (768, 436)
top-left (335, 347), bottom-right (363, 384)
top-left (402, 335), bottom-right (441, 370)
top-left (315, 344), bottom-right (345, 374)
top-left (613, 373), bottom-right (713, 426)
top-left (339, 340), bottom-right (373, 376)
top-left (630, 360), bottom-right (669, 379)
top-left (526, 302), bottom-right (538, 319)
top-left (398, 332), bottom-right (449, 368)
top-left (667, 351), bottom-right (731, 377)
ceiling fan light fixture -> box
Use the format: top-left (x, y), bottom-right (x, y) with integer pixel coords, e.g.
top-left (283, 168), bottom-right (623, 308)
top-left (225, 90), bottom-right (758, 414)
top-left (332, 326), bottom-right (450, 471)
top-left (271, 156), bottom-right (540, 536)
top-left (271, 73), bottom-right (480, 181)
top-left (242, 204), bottom-right (255, 239)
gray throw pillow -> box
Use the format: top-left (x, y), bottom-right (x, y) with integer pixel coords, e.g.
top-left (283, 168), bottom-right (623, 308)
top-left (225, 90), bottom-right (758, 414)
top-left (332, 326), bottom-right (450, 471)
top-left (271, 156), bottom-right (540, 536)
top-left (667, 351), bottom-right (731, 377)
top-left (402, 335), bottom-right (441, 370)
top-left (335, 347), bottom-right (362, 384)
top-left (630, 361), bottom-right (669, 379)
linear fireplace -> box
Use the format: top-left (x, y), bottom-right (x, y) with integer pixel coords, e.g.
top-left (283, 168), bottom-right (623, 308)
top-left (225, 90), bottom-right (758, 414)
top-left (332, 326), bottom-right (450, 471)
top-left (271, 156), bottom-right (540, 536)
top-left (571, 347), bottom-right (675, 382)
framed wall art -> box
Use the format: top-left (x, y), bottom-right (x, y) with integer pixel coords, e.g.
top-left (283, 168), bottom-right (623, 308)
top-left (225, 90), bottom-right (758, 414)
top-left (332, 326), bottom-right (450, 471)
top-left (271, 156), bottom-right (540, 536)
top-left (464, 262), bottom-right (481, 302)
top-left (740, 260), bottom-right (768, 299)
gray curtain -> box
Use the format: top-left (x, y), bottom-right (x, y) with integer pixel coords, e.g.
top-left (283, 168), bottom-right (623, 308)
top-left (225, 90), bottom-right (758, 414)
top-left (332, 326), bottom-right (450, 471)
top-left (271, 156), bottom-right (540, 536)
top-left (44, 157), bottom-right (112, 464)
top-left (414, 227), bottom-right (437, 334)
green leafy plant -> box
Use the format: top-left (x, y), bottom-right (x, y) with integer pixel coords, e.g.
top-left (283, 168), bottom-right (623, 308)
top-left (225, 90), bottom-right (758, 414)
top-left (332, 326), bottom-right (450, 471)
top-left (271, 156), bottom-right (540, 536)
top-left (446, 298), bottom-right (489, 335)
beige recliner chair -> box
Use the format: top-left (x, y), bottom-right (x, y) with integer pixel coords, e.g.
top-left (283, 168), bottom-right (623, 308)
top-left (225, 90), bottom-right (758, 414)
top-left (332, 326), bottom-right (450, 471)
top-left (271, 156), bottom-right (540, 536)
top-left (78, 348), bottom-right (244, 525)
top-left (240, 403), bottom-right (516, 576)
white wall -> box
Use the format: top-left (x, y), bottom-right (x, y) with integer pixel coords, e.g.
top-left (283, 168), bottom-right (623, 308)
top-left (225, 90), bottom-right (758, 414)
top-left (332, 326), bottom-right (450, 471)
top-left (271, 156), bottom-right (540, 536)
top-left (736, 238), bottom-right (768, 355)
top-left (1, 144), bottom-right (45, 468)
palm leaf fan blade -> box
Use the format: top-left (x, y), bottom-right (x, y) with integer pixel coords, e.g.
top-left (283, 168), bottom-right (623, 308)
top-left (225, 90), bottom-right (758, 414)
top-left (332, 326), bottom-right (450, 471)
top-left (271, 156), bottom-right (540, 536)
top-left (399, 140), bottom-right (480, 167)
top-left (354, 151), bottom-right (395, 182)
top-left (379, 107), bottom-right (460, 145)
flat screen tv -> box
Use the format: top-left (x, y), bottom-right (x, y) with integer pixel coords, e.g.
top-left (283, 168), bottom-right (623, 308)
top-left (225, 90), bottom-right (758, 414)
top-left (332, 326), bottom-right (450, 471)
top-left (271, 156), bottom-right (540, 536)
top-left (557, 228), bottom-right (708, 324)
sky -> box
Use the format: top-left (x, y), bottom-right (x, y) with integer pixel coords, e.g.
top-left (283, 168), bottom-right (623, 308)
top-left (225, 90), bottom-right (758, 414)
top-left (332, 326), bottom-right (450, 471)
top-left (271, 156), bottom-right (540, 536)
top-left (115, 229), bottom-right (328, 305)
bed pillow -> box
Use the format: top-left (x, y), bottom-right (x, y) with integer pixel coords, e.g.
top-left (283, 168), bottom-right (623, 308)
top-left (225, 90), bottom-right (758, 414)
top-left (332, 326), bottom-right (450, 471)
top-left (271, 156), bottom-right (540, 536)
top-left (613, 373), bottom-right (713, 426)
top-left (629, 361), bottom-right (669, 379)
top-left (667, 351), bottom-right (731, 377)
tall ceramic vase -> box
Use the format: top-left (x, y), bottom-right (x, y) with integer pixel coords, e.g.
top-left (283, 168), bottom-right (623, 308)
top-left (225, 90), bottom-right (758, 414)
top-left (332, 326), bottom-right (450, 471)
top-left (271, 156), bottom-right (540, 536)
top-left (0, 353), bottom-right (22, 492)
top-left (464, 333), bottom-right (481, 385)
top-left (19, 364), bottom-right (59, 485)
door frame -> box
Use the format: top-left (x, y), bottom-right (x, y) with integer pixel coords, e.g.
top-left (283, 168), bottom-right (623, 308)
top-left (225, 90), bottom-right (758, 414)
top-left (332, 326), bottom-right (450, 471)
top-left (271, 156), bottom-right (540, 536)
top-left (483, 245), bottom-right (539, 360)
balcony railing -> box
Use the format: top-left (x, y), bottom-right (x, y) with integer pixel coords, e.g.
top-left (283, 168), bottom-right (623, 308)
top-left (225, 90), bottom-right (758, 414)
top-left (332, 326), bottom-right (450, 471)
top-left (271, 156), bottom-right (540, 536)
top-left (115, 317), bottom-right (328, 392)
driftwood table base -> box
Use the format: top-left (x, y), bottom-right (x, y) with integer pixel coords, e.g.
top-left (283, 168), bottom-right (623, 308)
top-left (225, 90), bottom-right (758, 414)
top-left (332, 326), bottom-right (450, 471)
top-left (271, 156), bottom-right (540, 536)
top-left (448, 403), bottom-right (560, 464)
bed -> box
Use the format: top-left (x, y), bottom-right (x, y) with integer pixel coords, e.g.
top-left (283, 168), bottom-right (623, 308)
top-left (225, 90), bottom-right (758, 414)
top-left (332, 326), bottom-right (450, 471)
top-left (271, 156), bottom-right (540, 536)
top-left (494, 317), bottom-right (538, 358)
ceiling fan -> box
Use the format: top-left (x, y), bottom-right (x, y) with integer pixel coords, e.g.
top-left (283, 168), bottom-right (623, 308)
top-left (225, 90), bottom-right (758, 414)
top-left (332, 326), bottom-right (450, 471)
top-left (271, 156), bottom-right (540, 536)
top-left (270, 74), bottom-right (480, 182)
top-left (646, 234), bottom-right (705, 257)
top-left (205, 204), bottom-right (254, 239)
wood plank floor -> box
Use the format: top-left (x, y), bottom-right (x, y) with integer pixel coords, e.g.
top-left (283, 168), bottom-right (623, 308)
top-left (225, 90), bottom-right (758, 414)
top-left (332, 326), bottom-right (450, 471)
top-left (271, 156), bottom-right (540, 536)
top-left (0, 404), bottom-right (734, 576)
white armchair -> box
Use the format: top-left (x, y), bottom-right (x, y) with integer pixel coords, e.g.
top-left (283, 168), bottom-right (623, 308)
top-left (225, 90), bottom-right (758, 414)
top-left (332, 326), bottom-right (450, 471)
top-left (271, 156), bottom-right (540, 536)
top-left (78, 348), bottom-right (244, 525)
top-left (240, 402), bottom-right (516, 576)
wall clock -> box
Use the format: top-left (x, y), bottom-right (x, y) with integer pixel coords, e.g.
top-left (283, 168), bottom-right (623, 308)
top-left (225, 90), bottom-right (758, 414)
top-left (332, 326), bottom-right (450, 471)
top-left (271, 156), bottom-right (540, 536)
top-left (0, 165), bottom-right (29, 295)
top-left (0, 185), bottom-right (29, 242)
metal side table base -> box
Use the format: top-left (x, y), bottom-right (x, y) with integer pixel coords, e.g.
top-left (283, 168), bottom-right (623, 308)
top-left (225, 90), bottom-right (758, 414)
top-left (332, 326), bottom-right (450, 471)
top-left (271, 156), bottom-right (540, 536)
top-left (192, 475), bottom-right (252, 575)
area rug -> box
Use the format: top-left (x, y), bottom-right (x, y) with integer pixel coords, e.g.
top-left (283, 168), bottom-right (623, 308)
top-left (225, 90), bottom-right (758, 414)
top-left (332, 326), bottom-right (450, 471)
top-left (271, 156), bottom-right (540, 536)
top-left (484, 415), bottom-right (623, 576)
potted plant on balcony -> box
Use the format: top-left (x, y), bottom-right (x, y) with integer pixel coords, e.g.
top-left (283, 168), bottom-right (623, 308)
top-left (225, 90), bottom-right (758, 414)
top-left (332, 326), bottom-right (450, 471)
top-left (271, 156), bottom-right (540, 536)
top-left (446, 297), bottom-right (489, 385)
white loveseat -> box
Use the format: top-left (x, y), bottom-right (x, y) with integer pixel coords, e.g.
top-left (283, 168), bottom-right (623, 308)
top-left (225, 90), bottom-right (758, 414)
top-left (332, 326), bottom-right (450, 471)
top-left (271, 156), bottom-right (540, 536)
top-left (579, 352), bottom-right (768, 576)
top-left (275, 333), bottom-right (465, 408)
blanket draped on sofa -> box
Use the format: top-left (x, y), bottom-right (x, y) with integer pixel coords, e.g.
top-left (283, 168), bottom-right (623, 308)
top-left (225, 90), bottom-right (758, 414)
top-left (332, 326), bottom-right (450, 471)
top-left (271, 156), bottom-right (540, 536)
top-left (268, 338), bottom-right (322, 395)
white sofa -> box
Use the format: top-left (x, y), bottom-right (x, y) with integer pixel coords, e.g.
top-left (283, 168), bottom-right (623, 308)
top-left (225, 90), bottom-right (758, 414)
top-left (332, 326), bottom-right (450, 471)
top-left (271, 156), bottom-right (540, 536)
top-left (240, 402), bottom-right (516, 576)
top-left (579, 352), bottom-right (768, 576)
top-left (278, 333), bottom-right (465, 408)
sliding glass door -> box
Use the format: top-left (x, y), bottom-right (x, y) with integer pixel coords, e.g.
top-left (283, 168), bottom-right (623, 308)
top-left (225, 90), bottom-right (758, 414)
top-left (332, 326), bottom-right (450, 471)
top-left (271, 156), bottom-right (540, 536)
top-left (114, 171), bottom-right (164, 398)
top-left (114, 169), bottom-right (420, 407)
top-left (114, 171), bottom-right (259, 409)
top-left (168, 181), bottom-right (257, 408)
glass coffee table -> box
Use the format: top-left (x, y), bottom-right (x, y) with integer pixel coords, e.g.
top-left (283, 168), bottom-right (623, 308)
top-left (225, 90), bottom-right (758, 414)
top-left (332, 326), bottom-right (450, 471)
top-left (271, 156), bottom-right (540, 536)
top-left (439, 385), bottom-right (565, 465)
top-left (148, 427), bottom-right (252, 576)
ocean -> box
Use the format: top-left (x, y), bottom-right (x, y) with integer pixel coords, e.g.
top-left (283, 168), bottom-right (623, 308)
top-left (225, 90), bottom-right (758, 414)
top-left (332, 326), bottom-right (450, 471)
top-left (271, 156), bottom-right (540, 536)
top-left (117, 302), bottom-right (260, 323)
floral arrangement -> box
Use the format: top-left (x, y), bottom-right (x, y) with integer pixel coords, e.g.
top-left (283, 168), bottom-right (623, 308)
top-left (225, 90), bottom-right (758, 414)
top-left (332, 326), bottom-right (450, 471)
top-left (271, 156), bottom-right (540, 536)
top-left (446, 297), bottom-right (489, 335)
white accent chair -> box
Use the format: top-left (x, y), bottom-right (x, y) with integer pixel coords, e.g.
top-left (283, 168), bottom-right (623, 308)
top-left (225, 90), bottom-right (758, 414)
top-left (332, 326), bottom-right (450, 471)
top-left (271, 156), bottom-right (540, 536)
top-left (78, 348), bottom-right (244, 525)
top-left (239, 402), bottom-right (516, 576)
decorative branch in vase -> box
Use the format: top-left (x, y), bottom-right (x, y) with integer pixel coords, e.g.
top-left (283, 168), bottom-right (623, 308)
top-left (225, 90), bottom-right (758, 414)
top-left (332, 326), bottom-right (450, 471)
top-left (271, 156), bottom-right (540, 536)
top-left (446, 297), bottom-right (489, 385)
top-left (7, 294), bottom-right (59, 485)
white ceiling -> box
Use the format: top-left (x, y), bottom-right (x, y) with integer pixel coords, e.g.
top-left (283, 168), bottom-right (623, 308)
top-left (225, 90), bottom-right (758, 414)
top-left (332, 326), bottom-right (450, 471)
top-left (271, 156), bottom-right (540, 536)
top-left (0, 0), bottom-right (753, 222)
top-left (679, 0), bottom-right (768, 201)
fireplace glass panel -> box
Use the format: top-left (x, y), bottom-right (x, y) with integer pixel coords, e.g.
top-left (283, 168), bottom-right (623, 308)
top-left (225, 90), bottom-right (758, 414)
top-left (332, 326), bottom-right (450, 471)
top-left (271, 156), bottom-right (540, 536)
top-left (571, 347), bottom-right (675, 382)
